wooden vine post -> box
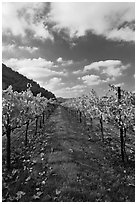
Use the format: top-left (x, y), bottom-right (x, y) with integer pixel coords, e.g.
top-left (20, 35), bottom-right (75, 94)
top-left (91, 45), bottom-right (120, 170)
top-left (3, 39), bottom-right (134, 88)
top-left (42, 111), bottom-right (45, 124)
top-left (25, 120), bottom-right (29, 146)
top-left (100, 114), bottom-right (104, 142)
top-left (35, 116), bottom-right (38, 135)
top-left (39, 116), bottom-right (42, 129)
top-left (118, 87), bottom-right (126, 163)
top-left (79, 111), bottom-right (82, 123)
top-left (6, 115), bottom-right (11, 170)
top-left (90, 117), bottom-right (93, 128)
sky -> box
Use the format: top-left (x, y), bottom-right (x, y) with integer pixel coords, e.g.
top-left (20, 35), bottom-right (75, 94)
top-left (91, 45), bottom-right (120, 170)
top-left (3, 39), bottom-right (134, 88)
top-left (2, 2), bottom-right (135, 98)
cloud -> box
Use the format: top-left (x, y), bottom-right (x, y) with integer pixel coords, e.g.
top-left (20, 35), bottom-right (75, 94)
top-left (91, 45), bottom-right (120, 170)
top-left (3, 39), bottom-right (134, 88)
top-left (81, 75), bottom-right (102, 86)
top-left (2, 44), bottom-right (16, 52)
top-left (3, 58), bottom-right (67, 81)
top-left (83, 60), bottom-right (130, 79)
top-left (57, 57), bottom-right (63, 63)
top-left (102, 66), bottom-right (123, 78)
top-left (72, 70), bottom-right (82, 75)
top-left (65, 84), bottom-right (85, 91)
top-left (102, 63), bottom-right (129, 78)
top-left (54, 84), bottom-right (85, 98)
top-left (49, 2), bottom-right (135, 42)
top-left (2, 43), bottom-right (38, 54)
top-left (3, 57), bottom-right (54, 70)
top-left (42, 77), bottom-right (63, 91)
top-left (38, 78), bottom-right (86, 98)
top-left (56, 57), bottom-right (73, 66)
top-left (106, 26), bottom-right (135, 42)
top-left (18, 46), bottom-right (38, 53)
top-left (104, 77), bottom-right (115, 82)
top-left (2, 2), bottom-right (53, 40)
top-left (84, 60), bottom-right (121, 72)
top-left (114, 83), bottom-right (124, 87)
top-left (3, 3), bottom-right (134, 42)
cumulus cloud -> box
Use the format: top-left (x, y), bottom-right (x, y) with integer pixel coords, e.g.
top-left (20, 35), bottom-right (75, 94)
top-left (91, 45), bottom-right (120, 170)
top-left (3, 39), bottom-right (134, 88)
top-left (102, 66), bottom-right (124, 78)
top-left (49, 2), bottom-right (135, 42)
top-left (114, 83), bottom-right (124, 87)
top-left (2, 43), bottom-right (38, 54)
top-left (72, 70), bottom-right (82, 75)
top-left (102, 63), bottom-right (129, 78)
top-left (83, 60), bottom-right (130, 79)
top-left (18, 46), bottom-right (38, 53)
top-left (65, 84), bottom-right (85, 91)
top-left (2, 2), bottom-right (53, 40)
top-left (56, 57), bottom-right (73, 66)
top-left (106, 26), bottom-right (135, 42)
top-left (84, 60), bottom-right (121, 72)
top-left (57, 57), bottom-right (63, 63)
top-left (3, 57), bottom-right (67, 81)
top-left (2, 44), bottom-right (16, 52)
top-left (3, 3), bottom-right (134, 42)
top-left (3, 57), bottom-right (54, 70)
top-left (43, 77), bottom-right (63, 91)
top-left (81, 75), bottom-right (102, 86)
top-left (54, 84), bottom-right (85, 98)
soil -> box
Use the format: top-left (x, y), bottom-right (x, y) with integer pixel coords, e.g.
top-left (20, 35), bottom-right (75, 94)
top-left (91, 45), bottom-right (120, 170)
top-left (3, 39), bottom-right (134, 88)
top-left (2, 106), bottom-right (135, 202)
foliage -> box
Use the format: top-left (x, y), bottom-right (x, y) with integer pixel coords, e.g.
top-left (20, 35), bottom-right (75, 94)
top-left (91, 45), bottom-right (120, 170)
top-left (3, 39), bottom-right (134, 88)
top-left (2, 85), bottom-right (57, 169)
top-left (2, 63), bottom-right (56, 99)
top-left (61, 85), bottom-right (135, 131)
top-left (61, 85), bottom-right (135, 162)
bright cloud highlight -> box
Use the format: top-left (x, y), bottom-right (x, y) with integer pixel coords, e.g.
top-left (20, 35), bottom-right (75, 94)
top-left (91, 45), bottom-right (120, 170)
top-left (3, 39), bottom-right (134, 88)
top-left (3, 58), bottom-right (67, 81)
top-left (49, 2), bottom-right (134, 42)
top-left (2, 2), bottom-right (53, 40)
top-left (81, 75), bottom-right (102, 86)
top-left (83, 60), bottom-right (130, 79)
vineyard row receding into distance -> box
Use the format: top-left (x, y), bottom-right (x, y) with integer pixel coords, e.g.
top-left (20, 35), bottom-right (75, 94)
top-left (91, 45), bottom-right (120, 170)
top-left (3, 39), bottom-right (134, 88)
top-left (2, 84), bottom-right (135, 171)
top-left (61, 84), bottom-right (135, 164)
top-left (2, 84), bottom-right (57, 170)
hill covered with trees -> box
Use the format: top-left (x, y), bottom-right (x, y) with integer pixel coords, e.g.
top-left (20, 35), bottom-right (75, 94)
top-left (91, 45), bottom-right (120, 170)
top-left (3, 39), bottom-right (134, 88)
top-left (2, 63), bottom-right (56, 99)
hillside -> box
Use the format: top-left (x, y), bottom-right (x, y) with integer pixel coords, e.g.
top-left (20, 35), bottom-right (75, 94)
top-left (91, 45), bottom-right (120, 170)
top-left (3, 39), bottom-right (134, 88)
top-left (2, 63), bottom-right (56, 99)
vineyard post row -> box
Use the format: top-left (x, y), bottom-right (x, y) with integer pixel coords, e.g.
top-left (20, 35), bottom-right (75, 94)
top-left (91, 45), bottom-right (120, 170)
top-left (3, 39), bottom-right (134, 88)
top-left (61, 85), bottom-right (135, 164)
top-left (118, 87), bottom-right (128, 163)
top-left (2, 85), bottom-right (57, 170)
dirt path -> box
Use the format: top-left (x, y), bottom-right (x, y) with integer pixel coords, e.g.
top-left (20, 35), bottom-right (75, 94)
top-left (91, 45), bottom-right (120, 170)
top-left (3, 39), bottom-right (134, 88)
top-left (2, 106), bottom-right (135, 202)
top-left (28, 106), bottom-right (133, 202)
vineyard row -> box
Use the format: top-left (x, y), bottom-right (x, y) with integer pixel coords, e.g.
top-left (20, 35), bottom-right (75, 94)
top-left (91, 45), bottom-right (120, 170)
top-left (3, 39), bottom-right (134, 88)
top-left (2, 85), bottom-right (57, 170)
top-left (61, 85), bottom-right (135, 163)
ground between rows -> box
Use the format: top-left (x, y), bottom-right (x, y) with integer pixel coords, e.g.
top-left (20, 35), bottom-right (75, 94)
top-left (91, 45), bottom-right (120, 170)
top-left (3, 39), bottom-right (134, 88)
top-left (2, 106), bottom-right (135, 202)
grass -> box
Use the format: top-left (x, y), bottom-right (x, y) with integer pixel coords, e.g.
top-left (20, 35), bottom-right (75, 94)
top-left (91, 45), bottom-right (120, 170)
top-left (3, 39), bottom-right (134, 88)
top-left (2, 106), bottom-right (135, 202)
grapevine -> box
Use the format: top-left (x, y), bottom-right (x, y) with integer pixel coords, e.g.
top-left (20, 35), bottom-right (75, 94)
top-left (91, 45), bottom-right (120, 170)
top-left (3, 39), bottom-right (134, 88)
top-left (61, 85), bottom-right (135, 163)
top-left (2, 85), bottom-right (57, 170)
